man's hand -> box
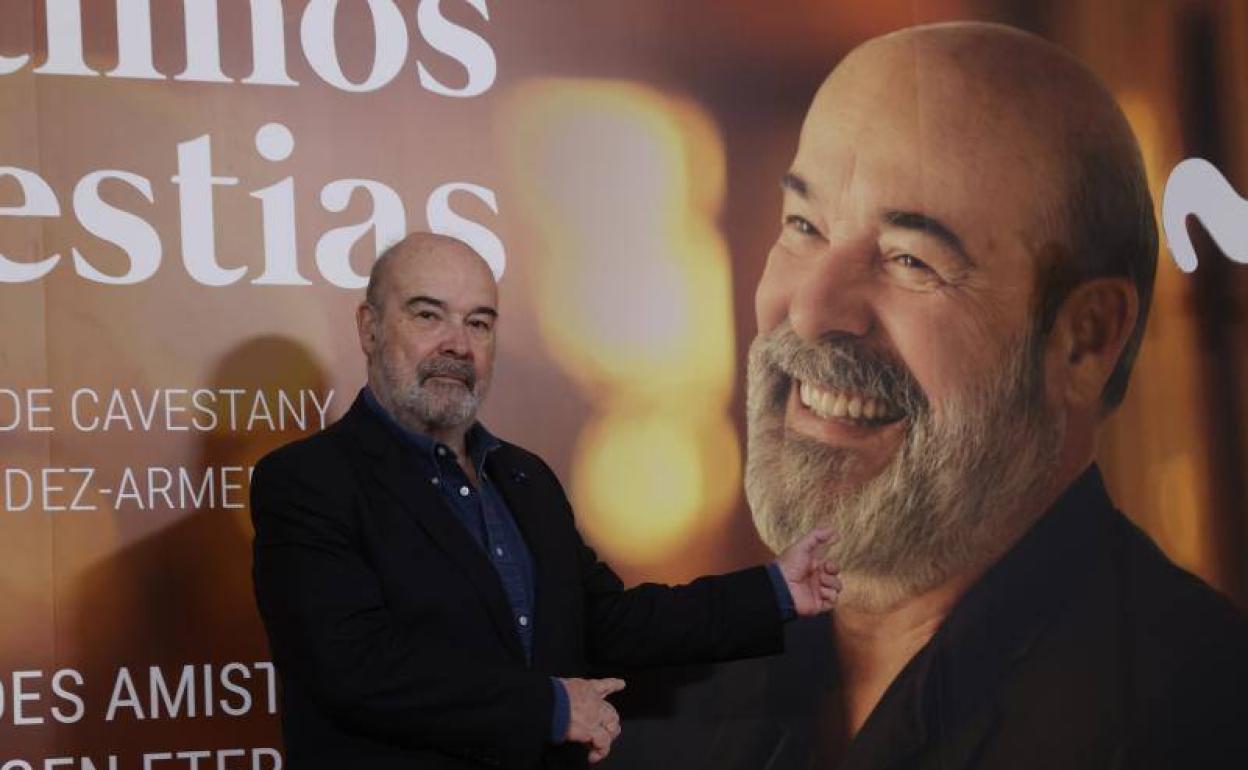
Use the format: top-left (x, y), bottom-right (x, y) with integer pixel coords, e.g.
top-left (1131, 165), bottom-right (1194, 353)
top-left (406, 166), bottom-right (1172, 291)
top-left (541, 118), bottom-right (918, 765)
top-left (560, 677), bottom-right (626, 763)
top-left (776, 528), bottom-right (842, 616)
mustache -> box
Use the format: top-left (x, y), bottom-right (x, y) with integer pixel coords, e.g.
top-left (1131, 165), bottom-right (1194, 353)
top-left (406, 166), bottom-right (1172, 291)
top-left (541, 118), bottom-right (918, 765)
top-left (754, 325), bottom-right (928, 416)
top-left (418, 356), bottom-right (477, 390)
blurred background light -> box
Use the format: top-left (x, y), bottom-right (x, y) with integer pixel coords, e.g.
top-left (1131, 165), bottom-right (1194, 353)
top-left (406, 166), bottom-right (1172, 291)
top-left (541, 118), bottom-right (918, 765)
top-left (501, 79), bottom-right (738, 567)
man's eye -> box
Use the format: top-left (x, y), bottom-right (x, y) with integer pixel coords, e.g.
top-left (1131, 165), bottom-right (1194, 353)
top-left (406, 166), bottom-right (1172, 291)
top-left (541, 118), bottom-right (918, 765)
top-left (892, 253), bottom-right (933, 272)
top-left (883, 251), bottom-right (947, 289)
top-left (468, 319), bottom-right (493, 332)
top-left (415, 310), bottom-right (440, 320)
top-left (784, 215), bottom-right (821, 237)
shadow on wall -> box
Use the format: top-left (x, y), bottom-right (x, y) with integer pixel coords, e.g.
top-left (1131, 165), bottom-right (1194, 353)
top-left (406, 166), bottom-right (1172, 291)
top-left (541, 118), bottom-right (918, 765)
top-left (65, 336), bottom-right (329, 756)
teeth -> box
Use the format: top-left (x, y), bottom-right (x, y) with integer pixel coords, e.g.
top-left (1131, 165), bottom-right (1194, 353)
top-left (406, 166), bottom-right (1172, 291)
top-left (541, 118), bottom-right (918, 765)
top-left (796, 380), bottom-right (897, 424)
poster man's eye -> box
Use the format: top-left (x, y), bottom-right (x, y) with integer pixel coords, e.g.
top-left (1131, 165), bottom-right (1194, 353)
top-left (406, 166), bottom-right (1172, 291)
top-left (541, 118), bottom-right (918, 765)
top-left (785, 215), bottom-right (821, 237)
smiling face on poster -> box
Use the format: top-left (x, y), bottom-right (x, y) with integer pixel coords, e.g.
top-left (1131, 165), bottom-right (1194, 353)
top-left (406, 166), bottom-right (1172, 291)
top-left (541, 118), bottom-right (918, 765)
top-left (746, 22), bottom-right (1152, 610)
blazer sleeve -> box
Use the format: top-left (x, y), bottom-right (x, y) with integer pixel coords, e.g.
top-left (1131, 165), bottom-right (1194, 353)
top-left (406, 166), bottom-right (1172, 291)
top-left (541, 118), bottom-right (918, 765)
top-left (580, 546), bottom-right (786, 669)
top-left (528, 455), bottom-right (786, 669)
top-left (250, 447), bottom-right (553, 770)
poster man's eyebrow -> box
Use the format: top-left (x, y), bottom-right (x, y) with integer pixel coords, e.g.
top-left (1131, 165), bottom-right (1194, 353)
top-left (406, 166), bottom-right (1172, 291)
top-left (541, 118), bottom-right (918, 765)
top-left (882, 210), bottom-right (975, 269)
top-left (780, 172), bottom-right (810, 198)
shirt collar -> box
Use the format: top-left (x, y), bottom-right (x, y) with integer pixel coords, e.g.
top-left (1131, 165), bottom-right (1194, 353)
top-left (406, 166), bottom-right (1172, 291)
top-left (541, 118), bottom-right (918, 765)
top-left (361, 386), bottom-right (500, 469)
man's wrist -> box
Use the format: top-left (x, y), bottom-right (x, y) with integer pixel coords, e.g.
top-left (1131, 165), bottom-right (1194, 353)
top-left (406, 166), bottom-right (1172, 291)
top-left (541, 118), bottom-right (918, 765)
top-left (549, 677), bottom-right (570, 742)
top-left (766, 562), bottom-right (797, 621)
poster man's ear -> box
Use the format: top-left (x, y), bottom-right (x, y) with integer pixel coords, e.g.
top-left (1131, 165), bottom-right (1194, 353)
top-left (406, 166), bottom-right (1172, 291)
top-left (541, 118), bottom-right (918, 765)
top-left (1049, 277), bottom-right (1138, 408)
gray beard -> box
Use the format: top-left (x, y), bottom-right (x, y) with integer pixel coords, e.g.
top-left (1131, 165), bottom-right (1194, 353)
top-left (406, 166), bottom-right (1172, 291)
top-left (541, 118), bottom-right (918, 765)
top-left (374, 352), bottom-right (486, 435)
top-left (744, 325), bottom-right (1064, 611)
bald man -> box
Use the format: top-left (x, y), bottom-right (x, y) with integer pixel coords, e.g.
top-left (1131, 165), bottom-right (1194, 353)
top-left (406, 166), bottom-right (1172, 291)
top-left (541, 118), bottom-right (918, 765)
top-left (605, 21), bottom-right (1248, 770)
top-left (249, 233), bottom-right (842, 769)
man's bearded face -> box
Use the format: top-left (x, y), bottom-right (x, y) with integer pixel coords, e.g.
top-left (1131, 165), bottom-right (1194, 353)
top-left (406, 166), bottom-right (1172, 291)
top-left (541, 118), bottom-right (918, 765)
top-left (745, 323), bottom-right (1063, 608)
top-left (376, 336), bottom-right (488, 431)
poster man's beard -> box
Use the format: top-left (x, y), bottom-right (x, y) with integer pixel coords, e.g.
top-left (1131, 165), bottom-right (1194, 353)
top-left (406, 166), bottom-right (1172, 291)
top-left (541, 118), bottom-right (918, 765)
top-left (744, 324), bottom-right (1064, 610)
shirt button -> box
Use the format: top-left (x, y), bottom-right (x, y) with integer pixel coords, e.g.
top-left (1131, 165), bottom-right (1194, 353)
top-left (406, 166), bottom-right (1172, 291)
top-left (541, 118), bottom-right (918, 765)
top-left (430, 477), bottom-right (440, 486)
top-left (495, 546), bottom-right (504, 557)
top-left (436, 446), bottom-right (447, 456)
top-left (459, 486), bottom-right (470, 497)
top-left (518, 615), bottom-right (529, 627)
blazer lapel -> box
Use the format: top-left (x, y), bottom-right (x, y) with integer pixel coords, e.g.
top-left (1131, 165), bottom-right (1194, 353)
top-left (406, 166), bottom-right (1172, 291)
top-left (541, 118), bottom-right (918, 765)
top-left (932, 705), bottom-right (999, 770)
top-left (912, 467), bottom-right (1118, 770)
top-left (342, 396), bottom-right (526, 664)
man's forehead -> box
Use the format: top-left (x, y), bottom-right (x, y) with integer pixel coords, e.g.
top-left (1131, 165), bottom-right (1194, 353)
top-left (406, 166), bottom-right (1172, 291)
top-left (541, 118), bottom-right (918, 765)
top-left (788, 124), bottom-right (983, 229)
top-left (383, 245), bottom-right (497, 303)
top-left (790, 62), bottom-right (1062, 252)
top-left (803, 56), bottom-right (1039, 164)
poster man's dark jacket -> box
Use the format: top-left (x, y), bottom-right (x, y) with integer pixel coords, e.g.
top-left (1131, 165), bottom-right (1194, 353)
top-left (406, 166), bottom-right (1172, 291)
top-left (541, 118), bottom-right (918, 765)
top-left (250, 393), bottom-right (785, 769)
top-left (603, 465), bottom-right (1248, 769)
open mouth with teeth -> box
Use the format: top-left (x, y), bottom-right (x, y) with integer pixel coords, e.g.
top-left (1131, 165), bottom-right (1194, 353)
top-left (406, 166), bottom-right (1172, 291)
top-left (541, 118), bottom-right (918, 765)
top-left (796, 380), bottom-right (905, 426)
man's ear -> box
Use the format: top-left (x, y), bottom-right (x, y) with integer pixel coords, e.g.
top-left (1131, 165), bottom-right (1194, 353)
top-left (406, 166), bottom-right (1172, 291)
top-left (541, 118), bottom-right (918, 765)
top-left (1049, 277), bottom-right (1138, 408)
top-left (357, 302), bottom-right (379, 357)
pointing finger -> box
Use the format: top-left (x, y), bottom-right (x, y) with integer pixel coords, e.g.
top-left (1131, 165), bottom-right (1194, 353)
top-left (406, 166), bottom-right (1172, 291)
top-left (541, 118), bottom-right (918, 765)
top-left (592, 678), bottom-right (627, 696)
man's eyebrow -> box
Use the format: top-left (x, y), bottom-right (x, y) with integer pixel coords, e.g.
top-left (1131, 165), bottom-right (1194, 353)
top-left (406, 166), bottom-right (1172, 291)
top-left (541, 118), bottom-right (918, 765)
top-left (404, 295), bottom-right (498, 318)
top-left (405, 295), bottom-right (447, 309)
top-left (780, 172), bottom-right (810, 198)
top-left (882, 210), bottom-right (976, 269)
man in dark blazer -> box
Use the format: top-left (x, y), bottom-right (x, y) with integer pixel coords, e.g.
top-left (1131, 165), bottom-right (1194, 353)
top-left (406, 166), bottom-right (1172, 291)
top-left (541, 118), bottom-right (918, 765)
top-left (599, 20), bottom-right (1248, 770)
top-left (250, 232), bottom-right (843, 769)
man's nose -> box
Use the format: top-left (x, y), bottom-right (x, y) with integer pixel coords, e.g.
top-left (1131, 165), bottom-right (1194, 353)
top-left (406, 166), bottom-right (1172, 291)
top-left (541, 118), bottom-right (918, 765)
top-left (436, 320), bottom-right (472, 357)
top-left (786, 243), bottom-right (877, 343)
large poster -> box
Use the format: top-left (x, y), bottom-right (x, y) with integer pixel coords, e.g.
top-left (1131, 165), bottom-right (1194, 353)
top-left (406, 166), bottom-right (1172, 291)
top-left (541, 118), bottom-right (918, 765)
top-left (2, 1), bottom-right (1245, 767)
